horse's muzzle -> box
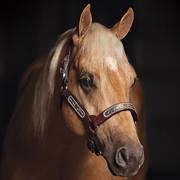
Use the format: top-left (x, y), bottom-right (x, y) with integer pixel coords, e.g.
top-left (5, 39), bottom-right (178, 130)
top-left (104, 142), bottom-right (144, 177)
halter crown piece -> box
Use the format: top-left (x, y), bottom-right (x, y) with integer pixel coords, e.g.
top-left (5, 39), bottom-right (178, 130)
top-left (60, 49), bottom-right (138, 156)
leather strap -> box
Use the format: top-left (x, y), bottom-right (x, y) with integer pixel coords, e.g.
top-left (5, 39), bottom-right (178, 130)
top-left (61, 88), bottom-right (137, 129)
top-left (61, 87), bottom-right (138, 155)
top-left (59, 49), bottom-right (138, 156)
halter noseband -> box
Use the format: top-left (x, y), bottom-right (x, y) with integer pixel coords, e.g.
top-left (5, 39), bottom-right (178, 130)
top-left (60, 49), bottom-right (138, 156)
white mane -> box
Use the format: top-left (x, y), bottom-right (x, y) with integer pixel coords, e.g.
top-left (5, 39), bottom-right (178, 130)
top-left (33, 28), bottom-right (75, 134)
top-left (48, 29), bottom-right (75, 95)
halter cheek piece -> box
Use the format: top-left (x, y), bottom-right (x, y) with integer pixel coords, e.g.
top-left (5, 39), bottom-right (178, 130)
top-left (60, 50), bottom-right (138, 156)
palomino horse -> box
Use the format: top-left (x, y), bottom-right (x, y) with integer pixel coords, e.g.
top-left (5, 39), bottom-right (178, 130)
top-left (0, 4), bottom-right (148, 180)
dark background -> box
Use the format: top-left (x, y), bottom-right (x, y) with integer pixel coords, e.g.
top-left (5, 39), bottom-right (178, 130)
top-left (0, 0), bottom-right (180, 179)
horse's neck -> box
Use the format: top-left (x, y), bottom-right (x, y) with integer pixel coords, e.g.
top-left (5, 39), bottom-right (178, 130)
top-left (3, 99), bottom-right (127, 180)
top-left (2, 60), bottom-right (65, 163)
top-left (59, 121), bottom-right (127, 180)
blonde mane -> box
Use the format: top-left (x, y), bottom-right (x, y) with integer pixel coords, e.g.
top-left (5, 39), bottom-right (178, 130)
top-left (1, 6), bottom-right (147, 180)
top-left (32, 28), bottom-right (75, 134)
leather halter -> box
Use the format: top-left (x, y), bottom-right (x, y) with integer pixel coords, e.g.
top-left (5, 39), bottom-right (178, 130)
top-left (60, 49), bottom-right (138, 156)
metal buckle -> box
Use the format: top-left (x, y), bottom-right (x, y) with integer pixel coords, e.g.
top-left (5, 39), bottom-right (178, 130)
top-left (60, 51), bottom-right (71, 86)
top-left (87, 121), bottom-right (102, 156)
top-left (87, 131), bottom-right (102, 156)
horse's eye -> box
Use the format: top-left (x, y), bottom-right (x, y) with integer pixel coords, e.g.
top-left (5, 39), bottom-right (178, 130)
top-left (79, 75), bottom-right (94, 89)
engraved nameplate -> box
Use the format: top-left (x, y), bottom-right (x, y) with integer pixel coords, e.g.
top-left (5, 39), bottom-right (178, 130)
top-left (68, 96), bottom-right (85, 118)
top-left (103, 103), bottom-right (136, 118)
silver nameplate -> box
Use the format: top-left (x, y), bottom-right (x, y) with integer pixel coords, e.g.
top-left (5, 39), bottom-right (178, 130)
top-left (68, 96), bottom-right (86, 118)
top-left (103, 103), bottom-right (136, 118)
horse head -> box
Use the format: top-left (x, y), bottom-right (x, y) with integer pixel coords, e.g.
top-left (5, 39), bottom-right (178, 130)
top-left (59, 4), bottom-right (144, 177)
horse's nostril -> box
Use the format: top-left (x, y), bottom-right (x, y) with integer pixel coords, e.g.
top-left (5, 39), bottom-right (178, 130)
top-left (115, 147), bottom-right (129, 168)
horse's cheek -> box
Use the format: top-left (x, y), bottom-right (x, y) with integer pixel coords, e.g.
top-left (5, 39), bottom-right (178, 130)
top-left (62, 104), bottom-right (85, 136)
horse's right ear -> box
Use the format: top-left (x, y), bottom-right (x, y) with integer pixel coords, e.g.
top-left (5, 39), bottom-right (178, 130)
top-left (73, 4), bottom-right (92, 45)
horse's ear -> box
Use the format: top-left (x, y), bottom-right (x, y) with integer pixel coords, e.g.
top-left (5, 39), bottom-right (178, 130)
top-left (111, 8), bottom-right (134, 40)
top-left (73, 4), bottom-right (92, 45)
top-left (79, 4), bottom-right (92, 37)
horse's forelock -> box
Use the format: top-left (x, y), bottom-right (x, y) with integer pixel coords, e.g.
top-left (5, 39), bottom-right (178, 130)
top-left (79, 23), bottom-right (125, 66)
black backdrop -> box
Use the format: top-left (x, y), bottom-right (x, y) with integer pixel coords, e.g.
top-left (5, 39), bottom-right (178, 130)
top-left (0, 0), bottom-right (180, 179)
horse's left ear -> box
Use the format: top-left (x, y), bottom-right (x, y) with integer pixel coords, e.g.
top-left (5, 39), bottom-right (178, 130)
top-left (111, 8), bottom-right (134, 40)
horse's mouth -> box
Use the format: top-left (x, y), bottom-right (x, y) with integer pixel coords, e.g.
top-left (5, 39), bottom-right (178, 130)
top-left (106, 160), bottom-right (140, 177)
top-left (103, 150), bottom-right (144, 177)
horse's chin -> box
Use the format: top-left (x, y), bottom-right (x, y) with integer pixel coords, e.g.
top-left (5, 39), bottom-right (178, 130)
top-left (106, 161), bottom-right (139, 177)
